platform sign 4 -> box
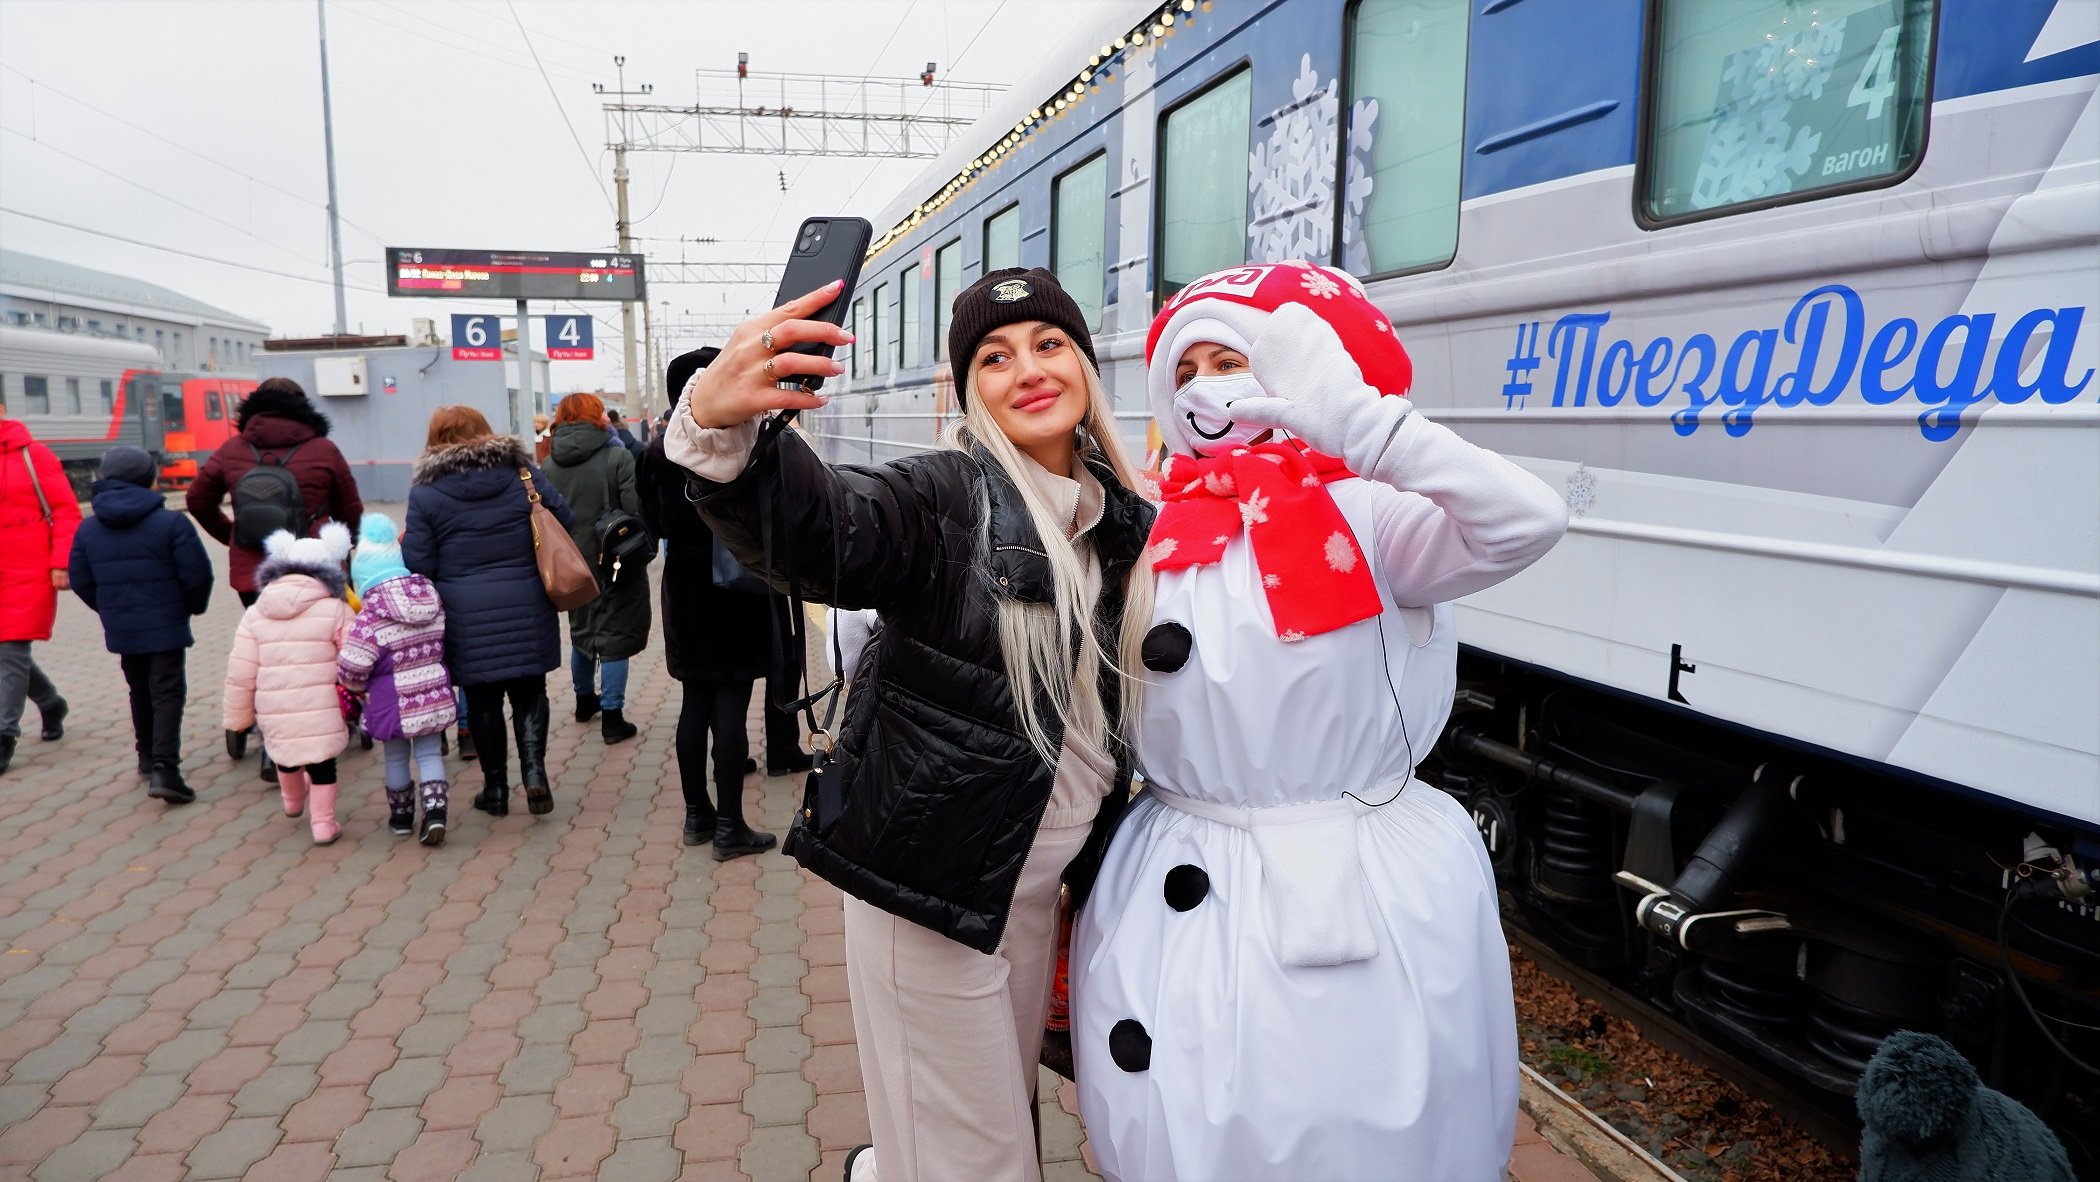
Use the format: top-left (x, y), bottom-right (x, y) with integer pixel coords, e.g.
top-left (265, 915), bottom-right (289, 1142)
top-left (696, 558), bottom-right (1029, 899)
top-left (451, 314), bottom-right (501, 361)
top-left (545, 314), bottom-right (594, 361)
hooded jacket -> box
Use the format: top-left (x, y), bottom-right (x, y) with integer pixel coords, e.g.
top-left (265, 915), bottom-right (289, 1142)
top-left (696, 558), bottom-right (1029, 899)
top-left (68, 479), bottom-right (214, 653)
top-left (544, 420), bottom-right (652, 662)
top-left (402, 434), bottom-right (574, 686)
top-left (637, 433), bottom-right (786, 684)
top-left (692, 426), bottom-right (1156, 954)
top-left (0, 419), bottom-right (81, 643)
top-left (337, 574), bottom-right (456, 741)
top-left (185, 389), bottom-right (363, 594)
top-left (224, 533), bottom-right (356, 767)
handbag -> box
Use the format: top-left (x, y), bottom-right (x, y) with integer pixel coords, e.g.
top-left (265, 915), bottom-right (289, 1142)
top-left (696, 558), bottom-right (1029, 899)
top-left (520, 467), bottom-right (599, 611)
top-left (593, 457), bottom-right (653, 585)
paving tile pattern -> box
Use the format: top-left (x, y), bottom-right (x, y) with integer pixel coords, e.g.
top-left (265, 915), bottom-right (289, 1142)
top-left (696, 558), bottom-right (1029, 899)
top-left (3, 500), bottom-right (1591, 1182)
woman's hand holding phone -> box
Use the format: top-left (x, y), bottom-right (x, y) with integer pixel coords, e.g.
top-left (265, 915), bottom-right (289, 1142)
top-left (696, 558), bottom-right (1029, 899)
top-left (685, 281), bottom-right (855, 429)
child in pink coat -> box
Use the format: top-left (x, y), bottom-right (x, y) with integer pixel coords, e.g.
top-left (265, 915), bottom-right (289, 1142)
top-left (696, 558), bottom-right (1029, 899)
top-left (224, 523), bottom-right (356, 843)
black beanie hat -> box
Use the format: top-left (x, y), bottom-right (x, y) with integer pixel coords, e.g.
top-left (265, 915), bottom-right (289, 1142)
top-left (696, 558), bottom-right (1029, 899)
top-left (99, 446), bottom-right (157, 488)
top-left (666, 346), bottom-right (721, 404)
top-left (946, 267), bottom-right (1098, 405)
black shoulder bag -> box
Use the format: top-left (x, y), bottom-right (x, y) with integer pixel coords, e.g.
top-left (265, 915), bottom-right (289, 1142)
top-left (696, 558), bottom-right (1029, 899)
top-left (750, 414), bottom-right (850, 837)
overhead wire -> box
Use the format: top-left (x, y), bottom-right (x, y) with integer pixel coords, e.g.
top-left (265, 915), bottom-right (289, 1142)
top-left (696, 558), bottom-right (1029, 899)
top-left (0, 61), bottom-right (390, 245)
top-left (331, 1), bottom-right (598, 85)
top-left (505, 0), bottom-right (615, 210)
top-left (840, 0), bottom-right (1011, 209)
top-left (0, 125), bottom-right (326, 267)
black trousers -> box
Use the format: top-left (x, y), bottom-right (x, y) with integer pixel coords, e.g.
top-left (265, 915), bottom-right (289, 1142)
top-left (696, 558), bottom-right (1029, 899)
top-left (119, 651), bottom-right (187, 766)
top-left (676, 678), bottom-right (756, 827)
top-left (462, 676), bottom-right (546, 784)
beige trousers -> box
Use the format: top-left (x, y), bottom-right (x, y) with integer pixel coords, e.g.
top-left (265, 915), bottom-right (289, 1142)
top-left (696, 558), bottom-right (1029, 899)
top-left (844, 815), bottom-right (1094, 1182)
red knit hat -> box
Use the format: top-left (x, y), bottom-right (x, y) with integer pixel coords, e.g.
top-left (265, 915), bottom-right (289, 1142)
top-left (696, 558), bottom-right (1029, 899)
top-left (1143, 261), bottom-right (1413, 455)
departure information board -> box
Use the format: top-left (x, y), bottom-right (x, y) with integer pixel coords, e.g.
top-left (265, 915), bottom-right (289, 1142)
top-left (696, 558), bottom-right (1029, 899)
top-left (386, 248), bottom-right (646, 301)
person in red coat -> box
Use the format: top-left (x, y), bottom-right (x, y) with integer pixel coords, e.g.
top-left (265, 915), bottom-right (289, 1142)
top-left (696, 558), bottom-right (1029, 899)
top-left (0, 396), bottom-right (81, 775)
top-left (186, 377), bottom-right (363, 606)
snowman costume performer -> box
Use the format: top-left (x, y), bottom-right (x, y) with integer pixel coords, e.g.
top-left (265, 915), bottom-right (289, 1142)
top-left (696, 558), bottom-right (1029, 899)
top-left (1071, 262), bottom-right (1568, 1181)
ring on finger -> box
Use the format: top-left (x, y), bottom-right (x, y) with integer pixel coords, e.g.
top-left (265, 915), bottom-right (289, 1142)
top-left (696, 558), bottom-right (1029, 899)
top-left (763, 357), bottom-right (777, 380)
top-left (760, 329), bottom-right (775, 351)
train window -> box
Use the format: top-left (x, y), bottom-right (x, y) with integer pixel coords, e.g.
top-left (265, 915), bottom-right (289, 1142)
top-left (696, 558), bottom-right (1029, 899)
top-left (870, 282), bottom-right (887, 376)
top-left (1052, 152), bottom-right (1109, 329)
top-left (1340, 0), bottom-right (1469, 277)
top-left (934, 239), bottom-right (962, 360)
top-left (900, 263), bottom-right (923, 370)
top-left (850, 299), bottom-right (865, 378)
top-left (64, 378), bottom-right (82, 414)
top-left (1641, 0), bottom-right (1934, 225)
top-left (162, 384), bottom-right (187, 432)
top-left (984, 204), bottom-right (1021, 273)
top-left (1158, 67), bottom-right (1253, 305)
top-left (100, 380), bottom-right (114, 415)
top-left (22, 376), bottom-right (48, 415)
top-left (207, 391), bottom-right (225, 421)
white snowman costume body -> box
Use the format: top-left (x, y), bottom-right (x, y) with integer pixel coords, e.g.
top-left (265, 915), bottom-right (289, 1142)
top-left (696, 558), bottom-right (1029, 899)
top-left (1072, 266), bottom-right (1568, 1181)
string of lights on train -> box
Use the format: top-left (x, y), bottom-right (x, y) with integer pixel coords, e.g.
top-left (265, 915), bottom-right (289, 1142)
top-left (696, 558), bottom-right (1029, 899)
top-left (867, 0), bottom-right (1207, 259)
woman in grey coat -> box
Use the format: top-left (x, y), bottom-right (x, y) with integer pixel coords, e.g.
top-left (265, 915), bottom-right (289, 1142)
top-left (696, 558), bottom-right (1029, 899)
top-left (544, 394), bottom-right (653, 743)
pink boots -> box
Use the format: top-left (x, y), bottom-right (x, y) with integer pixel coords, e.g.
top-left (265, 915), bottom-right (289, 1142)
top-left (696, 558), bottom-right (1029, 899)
top-left (279, 767), bottom-right (310, 818)
top-left (307, 781), bottom-right (341, 845)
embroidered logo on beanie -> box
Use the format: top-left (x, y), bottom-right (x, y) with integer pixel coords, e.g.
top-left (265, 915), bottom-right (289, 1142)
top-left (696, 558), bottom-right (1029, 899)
top-left (990, 279), bottom-right (1032, 303)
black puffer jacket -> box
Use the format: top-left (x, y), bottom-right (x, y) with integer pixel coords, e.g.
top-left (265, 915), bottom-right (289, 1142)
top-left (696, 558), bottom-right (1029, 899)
top-left (691, 426), bottom-right (1155, 954)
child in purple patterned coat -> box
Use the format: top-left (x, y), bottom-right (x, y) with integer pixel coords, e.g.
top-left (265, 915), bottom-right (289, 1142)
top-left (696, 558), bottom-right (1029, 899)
top-left (338, 513), bottom-right (457, 845)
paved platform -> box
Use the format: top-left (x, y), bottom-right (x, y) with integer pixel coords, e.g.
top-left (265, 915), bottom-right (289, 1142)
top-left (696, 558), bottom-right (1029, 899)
top-left (1, 500), bottom-right (1606, 1181)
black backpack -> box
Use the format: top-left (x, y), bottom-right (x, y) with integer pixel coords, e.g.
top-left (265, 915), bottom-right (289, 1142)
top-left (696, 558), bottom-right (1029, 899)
top-left (594, 455), bottom-right (653, 585)
top-left (231, 440), bottom-right (308, 550)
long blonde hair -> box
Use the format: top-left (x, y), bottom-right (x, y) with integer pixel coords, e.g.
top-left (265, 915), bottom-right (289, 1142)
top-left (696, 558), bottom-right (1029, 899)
top-left (945, 354), bottom-right (1155, 767)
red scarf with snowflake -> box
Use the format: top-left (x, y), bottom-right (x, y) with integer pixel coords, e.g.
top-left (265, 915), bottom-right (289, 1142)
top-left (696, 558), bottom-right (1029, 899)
top-left (1146, 440), bottom-right (1383, 640)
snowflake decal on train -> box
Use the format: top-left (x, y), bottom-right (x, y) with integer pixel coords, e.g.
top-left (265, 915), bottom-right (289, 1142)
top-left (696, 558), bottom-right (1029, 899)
top-left (1248, 54), bottom-right (1340, 264)
top-left (1340, 98), bottom-right (1379, 276)
top-left (1691, 13), bottom-right (1847, 208)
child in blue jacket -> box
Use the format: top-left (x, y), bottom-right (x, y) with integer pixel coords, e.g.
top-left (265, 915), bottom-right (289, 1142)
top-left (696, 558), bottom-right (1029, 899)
top-left (68, 446), bottom-right (213, 802)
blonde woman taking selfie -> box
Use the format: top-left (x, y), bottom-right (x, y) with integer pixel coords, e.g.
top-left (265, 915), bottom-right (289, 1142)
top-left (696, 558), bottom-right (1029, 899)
top-left (665, 269), bottom-right (1155, 1182)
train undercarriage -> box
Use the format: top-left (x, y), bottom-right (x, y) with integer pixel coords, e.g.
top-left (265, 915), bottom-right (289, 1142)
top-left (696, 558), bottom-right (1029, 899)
top-left (1428, 648), bottom-right (2100, 1173)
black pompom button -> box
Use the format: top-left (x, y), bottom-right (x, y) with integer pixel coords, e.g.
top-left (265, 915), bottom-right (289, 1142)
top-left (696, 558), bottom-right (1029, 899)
top-left (1163, 864), bottom-right (1209, 912)
top-left (1109, 1018), bottom-right (1152, 1072)
top-left (1142, 622), bottom-right (1193, 672)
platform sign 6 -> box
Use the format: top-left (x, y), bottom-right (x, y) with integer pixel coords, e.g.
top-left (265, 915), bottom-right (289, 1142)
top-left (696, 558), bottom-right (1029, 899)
top-left (451, 314), bottom-right (501, 361)
top-left (544, 314), bottom-right (594, 361)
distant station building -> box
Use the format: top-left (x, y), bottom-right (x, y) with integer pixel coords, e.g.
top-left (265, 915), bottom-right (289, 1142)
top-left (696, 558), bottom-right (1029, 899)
top-left (0, 248), bottom-right (268, 374)
top-left (258, 322), bottom-right (549, 501)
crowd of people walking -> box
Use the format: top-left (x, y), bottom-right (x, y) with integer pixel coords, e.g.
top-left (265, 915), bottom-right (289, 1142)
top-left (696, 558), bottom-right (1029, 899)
top-left (2, 375), bottom-right (798, 865)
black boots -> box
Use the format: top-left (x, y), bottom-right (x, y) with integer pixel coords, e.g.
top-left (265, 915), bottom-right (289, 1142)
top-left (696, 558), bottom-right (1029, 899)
top-left (767, 749), bottom-right (815, 776)
top-left (146, 762), bottom-right (194, 805)
top-left (601, 709), bottom-right (638, 745)
top-left (713, 819), bottom-right (778, 862)
top-left (39, 699), bottom-right (66, 741)
top-left (260, 752), bottom-right (278, 783)
top-left (683, 806), bottom-right (711, 847)
top-left (574, 691), bottom-right (600, 723)
top-left (517, 696), bottom-right (553, 816)
top-left (0, 737), bottom-right (12, 776)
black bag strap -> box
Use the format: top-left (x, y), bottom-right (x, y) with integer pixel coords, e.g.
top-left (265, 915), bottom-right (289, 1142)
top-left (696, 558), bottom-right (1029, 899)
top-left (754, 412), bottom-right (844, 747)
top-left (247, 438), bottom-right (303, 470)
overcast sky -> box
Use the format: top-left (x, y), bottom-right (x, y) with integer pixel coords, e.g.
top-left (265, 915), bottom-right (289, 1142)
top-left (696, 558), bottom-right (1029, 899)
top-left (0, 0), bottom-right (1117, 391)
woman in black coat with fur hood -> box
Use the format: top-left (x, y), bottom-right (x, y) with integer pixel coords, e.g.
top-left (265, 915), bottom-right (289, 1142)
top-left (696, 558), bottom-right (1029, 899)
top-left (187, 377), bottom-right (363, 605)
top-left (403, 405), bottom-right (574, 820)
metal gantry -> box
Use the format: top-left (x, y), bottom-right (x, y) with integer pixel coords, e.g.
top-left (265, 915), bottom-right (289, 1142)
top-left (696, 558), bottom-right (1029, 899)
top-left (603, 68), bottom-right (1005, 160)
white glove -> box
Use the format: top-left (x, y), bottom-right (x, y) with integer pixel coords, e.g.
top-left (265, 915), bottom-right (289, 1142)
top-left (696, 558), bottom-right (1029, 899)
top-left (1234, 302), bottom-right (1414, 479)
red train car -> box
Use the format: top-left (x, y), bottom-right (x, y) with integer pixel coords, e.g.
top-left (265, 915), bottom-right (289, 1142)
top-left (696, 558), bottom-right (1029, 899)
top-left (156, 374), bottom-right (255, 488)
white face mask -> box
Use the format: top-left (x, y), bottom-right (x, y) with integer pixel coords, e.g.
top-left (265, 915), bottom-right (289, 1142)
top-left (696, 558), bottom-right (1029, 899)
top-left (1171, 372), bottom-right (1270, 455)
